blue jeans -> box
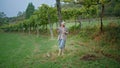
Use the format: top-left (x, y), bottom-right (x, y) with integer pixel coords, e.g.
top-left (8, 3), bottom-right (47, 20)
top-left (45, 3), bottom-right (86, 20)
top-left (58, 39), bottom-right (66, 49)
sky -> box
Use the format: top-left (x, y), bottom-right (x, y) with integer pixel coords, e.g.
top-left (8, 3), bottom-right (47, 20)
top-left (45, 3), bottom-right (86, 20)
top-left (0, 0), bottom-right (56, 17)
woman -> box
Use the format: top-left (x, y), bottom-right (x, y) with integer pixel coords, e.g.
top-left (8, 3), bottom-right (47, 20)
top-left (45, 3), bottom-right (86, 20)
top-left (57, 21), bottom-right (68, 56)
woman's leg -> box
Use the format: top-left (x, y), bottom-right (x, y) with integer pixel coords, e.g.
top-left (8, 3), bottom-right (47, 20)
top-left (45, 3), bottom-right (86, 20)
top-left (58, 48), bottom-right (62, 56)
top-left (61, 40), bottom-right (66, 55)
top-left (58, 39), bottom-right (66, 56)
top-left (58, 39), bottom-right (62, 56)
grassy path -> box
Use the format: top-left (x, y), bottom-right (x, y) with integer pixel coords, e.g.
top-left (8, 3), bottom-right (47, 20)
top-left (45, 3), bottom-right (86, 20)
top-left (0, 32), bottom-right (120, 68)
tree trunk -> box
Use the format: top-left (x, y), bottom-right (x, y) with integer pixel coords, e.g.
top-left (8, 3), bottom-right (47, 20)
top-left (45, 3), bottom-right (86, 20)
top-left (100, 4), bottom-right (104, 32)
top-left (56, 22), bottom-right (59, 29)
top-left (78, 16), bottom-right (81, 29)
top-left (88, 17), bottom-right (91, 24)
top-left (75, 18), bottom-right (77, 27)
top-left (56, 0), bottom-right (62, 26)
top-left (29, 24), bottom-right (31, 34)
top-left (74, 18), bottom-right (77, 32)
top-left (48, 14), bottom-right (54, 39)
top-left (33, 24), bottom-right (36, 34)
top-left (22, 27), bottom-right (25, 33)
top-left (45, 24), bottom-right (47, 31)
top-left (36, 24), bottom-right (39, 37)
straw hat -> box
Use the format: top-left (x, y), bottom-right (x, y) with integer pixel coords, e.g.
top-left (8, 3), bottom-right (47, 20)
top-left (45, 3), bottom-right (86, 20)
top-left (61, 21), bottom-right (65, 25)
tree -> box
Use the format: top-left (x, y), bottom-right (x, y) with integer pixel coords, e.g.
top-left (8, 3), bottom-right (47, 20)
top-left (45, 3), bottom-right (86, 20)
top-left (25, 2), bottom-right (35, 19)
top-left (33, 4), bottom-right (57, 38)
top-left (16, 11), bottom-right (25, 22)
top-left (56, 0), bottom-right (62, 26)
top-left (96, 0), bottom-right (111, 32)
top-left (47, 7), bottom-right (57, 39)
top-left (75, 0), bottom-right (111, 32)
top-left (17, 11), bottom-right (23, 17)
top-left (0, 12), bottom-right (8, 26)
top-left (0, 12), bottom-right (6, 18)
top-left (114, 4), bottom-right (120, 17)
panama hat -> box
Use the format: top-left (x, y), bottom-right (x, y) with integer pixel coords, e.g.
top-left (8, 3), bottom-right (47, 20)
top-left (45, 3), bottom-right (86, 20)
top-left (61, 21), bottom-right (65, 25)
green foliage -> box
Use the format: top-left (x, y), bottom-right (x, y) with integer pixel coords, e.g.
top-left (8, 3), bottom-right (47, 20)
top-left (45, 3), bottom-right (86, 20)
top-left (61, 3), bottom-right (81, 9)
top-left (0, 12), bottom-right (8, 26)
top-left (61, 0), bottom-right (74, 3)
top-left (104, 0), bottom-right (120, 16)
top-left (32, 4), bottom-right (58, 31)
top-left (1, 1), bottom-right (120, 34)
top-left (25, 2), bottom-right (35, 19)
top-left (0, 12), bottom-right (6, 18)
top-left (114, 4), bottom-right (120, 17)
top-left (62, 8), bottom-right (82, 20)
top-left (1, 4), bottom-right (58, 32)
top-left (37, 4), bottom-right (57, 25)
top-left (62, 0), bottom-right (119, 17)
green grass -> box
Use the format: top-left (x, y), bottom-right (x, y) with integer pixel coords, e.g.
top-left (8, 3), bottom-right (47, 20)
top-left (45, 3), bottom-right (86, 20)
top-left (0, 32), bottom-right (120, 68)
top-left (0, 18), bottom-right (120, 68)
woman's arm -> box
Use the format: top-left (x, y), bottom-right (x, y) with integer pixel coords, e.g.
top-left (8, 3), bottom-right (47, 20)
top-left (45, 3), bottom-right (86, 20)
top-left (64, 28), bottom-right (68, 35)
